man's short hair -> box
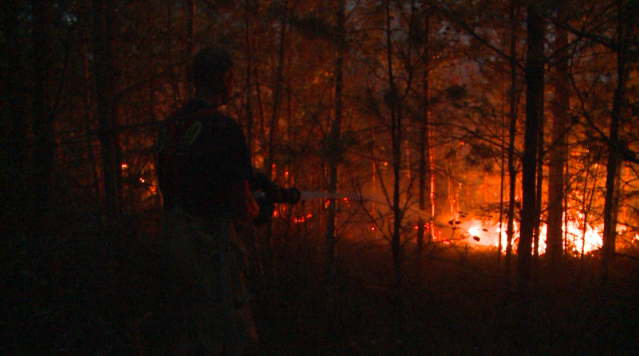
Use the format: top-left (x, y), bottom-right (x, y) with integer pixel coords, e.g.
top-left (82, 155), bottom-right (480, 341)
top-left (192, 47), bottom-right (233, 92)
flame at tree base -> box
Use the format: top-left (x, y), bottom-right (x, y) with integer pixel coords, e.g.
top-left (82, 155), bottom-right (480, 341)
top-left (454, 218), bottom-right (629, 255)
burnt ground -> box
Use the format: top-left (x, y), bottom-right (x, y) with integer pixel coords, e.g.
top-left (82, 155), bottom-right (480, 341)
top-left (3, 218), bottom-right (639, 356)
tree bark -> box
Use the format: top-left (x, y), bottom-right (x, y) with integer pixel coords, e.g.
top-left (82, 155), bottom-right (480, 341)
top-left (533, 84), bottom-right (545, 262)
top-left (505, 0), bottom-right (519, 277)
top-left (386, 0), bottom-right (403, 289)
top-left (185, 0), bottom-right (195, 98)
top-left (31, 1), bottom-right (54, 210)
top-left (326, 0), bottom-right (346, 283)
top-left (3, 0), bottom-right (29, 208)
top-left (518, 3), bottom-right (545, 296)
top-left (602, 0), bottom-right (630, 279)
top-left (244, 0), bottom-right (255, 158)
top-left (94, 0), bottom-right (122, 223)
top-left (266, 0), bottom-right (289, 179)
top-left (546, 5), bottom-right (570, 268)
top-left (417, 3), bottom-right (434, 263)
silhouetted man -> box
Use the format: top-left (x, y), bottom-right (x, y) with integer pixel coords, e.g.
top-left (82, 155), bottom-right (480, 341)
top-left (157, 47), bottom-right (259, 356)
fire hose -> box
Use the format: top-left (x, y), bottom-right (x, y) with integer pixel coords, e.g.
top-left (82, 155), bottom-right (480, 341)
top-left (250, 172), bottom-right (358, 225)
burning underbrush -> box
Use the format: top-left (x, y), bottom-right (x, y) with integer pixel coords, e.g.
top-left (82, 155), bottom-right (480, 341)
top-left (428, 211), bottom-right (639, 258)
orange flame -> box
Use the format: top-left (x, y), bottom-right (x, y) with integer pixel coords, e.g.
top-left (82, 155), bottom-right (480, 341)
top-left (460, 216), bottom-right (618, 255)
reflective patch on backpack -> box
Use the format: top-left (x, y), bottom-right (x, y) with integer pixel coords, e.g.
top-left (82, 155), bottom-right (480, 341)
top-left (182, 120), bottom-right (202, 146)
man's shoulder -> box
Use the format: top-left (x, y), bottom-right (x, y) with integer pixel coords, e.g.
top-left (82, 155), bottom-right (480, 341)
top-left (170, 99), bottom-right (207, 119)
top-left (201, 109), bottom-right (240, 129)
top-left (163, 100), bottom-right (244, 147)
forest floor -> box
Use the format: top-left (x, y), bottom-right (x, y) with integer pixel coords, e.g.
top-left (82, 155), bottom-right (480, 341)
top-left (4, 216), bottom-right (639, 356)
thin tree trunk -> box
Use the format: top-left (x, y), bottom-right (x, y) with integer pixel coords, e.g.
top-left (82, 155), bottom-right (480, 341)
top-left (167, 0), bottom-right (182, 106)
top-left (255, 65), bottom-right (267, 154)
top-left (83, 40), bottom-right (101, 202)
top-left (505, 0), bottom-right (519, 278)
top-left (533, 89), bottom-right (545, 263)
top-left (602, 0), bottom-right (629, 279)
top-left (185, 0), bottom-right (195, 97)
top-left (266, 0), bottom-right (289, 179)
top-left (580, 159), bottom-right (597, 274)
top-left (94, 0), bottom-right (121, 224)
top-left (417, 4), bottom-right (433, 263)
top-left (326, 0), bottom-right (346, 283)
top-left (187, 0), bottom-right (195, 56)
top-left (498, 22), bottom-right (508, 263)
top-left (4, 1), bottom-right (29, 212)
top-left (386, 0), bottom-right (403, 290)
top-left (499, 96), bottom-right (505, 263)
top-left (244, 0), bottom-right (255, 158)
top-left (31, 0), bottom-right (54, 210)
top-left (518, 1), bottom-right (545, 302)
top-left (547, 7), bottom-right (570, 268)
top-left (264, 1), bottom-right (289, 281)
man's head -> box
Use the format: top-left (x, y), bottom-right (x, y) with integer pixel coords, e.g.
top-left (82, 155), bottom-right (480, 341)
top-left (192, 47), bottom-right (234, 105)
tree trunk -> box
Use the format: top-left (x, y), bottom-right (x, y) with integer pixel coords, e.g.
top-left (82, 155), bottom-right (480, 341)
top-left (386, 0), bottom-right (403, 290)
top-left (185, 0), bottom-right (196, 99)
top-left (505, 0), bottom-right (519, 277)
top-left (244, 0), bottom-right (255, 158)
top-left (94, 0), bottom-right (121, 224)
top-left (266, 0), bottom-right (288, 179)
top-left (417, 4), bottom-right (434, 263)
top-left (533, 87), bottom-right (545, 262)
top-left (30, 1), bottom-right (54, 211)
top-left (326, 0), bottom-right (346, 283)
top-left (83, 40), bottom-right (101, 202)
top-left (602, 0), bottom-right (629, 279)
top-left (546, 6), bottom-right (570, 268)
top-left (518, 2), bottom-right (545, 297)
top-left (187, 0), bottom-right (195, 57)
top-left (3, 0), bottom-right (29, 211)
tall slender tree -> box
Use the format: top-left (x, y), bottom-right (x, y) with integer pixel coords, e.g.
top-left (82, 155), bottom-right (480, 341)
top-left (518, 2), bottom-right (545, 295)
top-left (602, 0), bottom-right (631, 278)
top-left (417, 2), bottom-right (435, 262)
top-left (266, 0), bottom-right (290, 179)
top-left (93, 0), bottom-right (122, 224)
top-left (546, 2), bottom-right (571, 268)
top-left (505, 0), bottom-right (520, 277)
top-left (326, 0), bottom-right (346, 283)
top-left (385, 0), bottom-right (403, 289)
top-left (31, 0), bottom-right (54, 211)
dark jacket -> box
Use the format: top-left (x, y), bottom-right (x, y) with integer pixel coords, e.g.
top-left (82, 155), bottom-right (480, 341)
top-left (157, 99), bottom-right (252, 217)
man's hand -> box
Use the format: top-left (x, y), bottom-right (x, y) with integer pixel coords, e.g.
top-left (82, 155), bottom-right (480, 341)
top-left (232, 180), bottom-right (260, 224)
top-left (245, 182), bottom-right (260, 221)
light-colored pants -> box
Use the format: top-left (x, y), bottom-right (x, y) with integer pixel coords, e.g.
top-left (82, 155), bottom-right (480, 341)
top-left (162, 207), bottom-right (259, 355)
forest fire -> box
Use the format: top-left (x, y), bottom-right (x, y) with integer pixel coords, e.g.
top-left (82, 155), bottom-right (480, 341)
top-left (7, 1), bottom-right (639, 355)
top-left (458, 215), bottom-right (622, 255)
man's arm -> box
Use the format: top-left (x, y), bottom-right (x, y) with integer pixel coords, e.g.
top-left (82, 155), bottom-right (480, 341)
top-left (230, 180), bottom-right (259, 224)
